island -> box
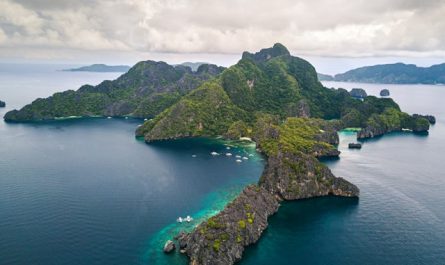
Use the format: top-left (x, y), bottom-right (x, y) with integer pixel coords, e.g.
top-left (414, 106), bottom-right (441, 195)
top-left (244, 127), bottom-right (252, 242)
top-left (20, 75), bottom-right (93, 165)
top-left (3, 43), bottom-right (435, 265)
top-left (349, 88), bottom-right (367, 99)
top-left (380, 89), bottom-right (390, 97)
top-left (317, 73), bottom-right (334, 81)
top-left (0, 100), bottom-right (5, 107)
top-left (318, 63), bottom-right (445, 84)
top-left (62, 64), bottom-right (131, 72)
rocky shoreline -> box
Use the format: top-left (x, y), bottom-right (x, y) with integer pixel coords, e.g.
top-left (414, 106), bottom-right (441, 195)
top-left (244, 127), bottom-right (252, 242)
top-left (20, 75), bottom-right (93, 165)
top-left (357, 113), bottom-right (435, 140)
top-left (163, 120), bottom-right (359, 265)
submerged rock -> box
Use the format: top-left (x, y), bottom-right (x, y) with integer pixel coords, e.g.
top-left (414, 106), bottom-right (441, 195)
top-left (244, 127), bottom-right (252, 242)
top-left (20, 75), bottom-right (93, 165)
top-left (163, 240), bottom-right (176, 253)
top-left (380, 89), bottom-right (390, 97)
top-left (349, 88), bottom-right (367, 99)
top-left (0, 100), bottom-right (5, 107)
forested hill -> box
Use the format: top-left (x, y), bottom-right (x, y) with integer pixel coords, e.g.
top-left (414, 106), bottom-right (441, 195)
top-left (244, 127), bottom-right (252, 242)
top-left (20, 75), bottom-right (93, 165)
top-left (318, 63), bottom-right (445, 84)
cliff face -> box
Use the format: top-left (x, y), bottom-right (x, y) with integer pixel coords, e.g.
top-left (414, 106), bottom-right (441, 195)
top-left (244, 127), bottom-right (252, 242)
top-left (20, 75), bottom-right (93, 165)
top-left (174, 117), bottom-right (359, 265)
top-left (177, 149), bottom-right (359, 265)
top-left (260, 151), bottom-right (358, 200)
top-left (178, 185), bottom-right (279, 265)
top-left (357, 108), bottom-right (433, 140)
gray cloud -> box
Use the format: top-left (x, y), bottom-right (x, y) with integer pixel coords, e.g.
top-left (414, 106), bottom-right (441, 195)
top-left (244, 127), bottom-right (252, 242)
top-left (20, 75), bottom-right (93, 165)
top-left (1, 0), bottom-right (445, 62)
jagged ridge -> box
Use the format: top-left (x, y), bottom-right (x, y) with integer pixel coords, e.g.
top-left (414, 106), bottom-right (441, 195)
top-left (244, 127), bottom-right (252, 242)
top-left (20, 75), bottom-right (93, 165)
top-left (4, 62), bottom-right (224, 121)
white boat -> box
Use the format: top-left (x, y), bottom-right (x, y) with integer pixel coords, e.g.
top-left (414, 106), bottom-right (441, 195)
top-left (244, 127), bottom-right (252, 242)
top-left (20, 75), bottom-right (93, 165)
top-left (185, 216), bottom-right (193, 222)
top-left (177, 217), bottom-right (183, 223)
top-left (226, 153), bottom-right (232, 156)
top-left (235, 155), bottom-right (241, 158)
top-left (248, 154), bottom-right (254, 157)
top-left (226, 146), bottom-right (231, 150)
top-left (192, 154), bottom-right (197, 158)
top-left (144, 118), bottom-right (148, 121)
top-left (236, 159), bottom-right (242, 163)
top-left (107, 116), bottom-right (112, 119)
top-left (211, 151), bottom-right (219, 156)
top-left (242, 157), bottom-right (248, 160)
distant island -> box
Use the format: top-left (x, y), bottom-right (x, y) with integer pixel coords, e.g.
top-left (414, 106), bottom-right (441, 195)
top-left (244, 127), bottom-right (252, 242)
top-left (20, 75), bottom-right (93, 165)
top-left (318, 62), bottom-right (445, 84)
top-left (63, 64), bottom-right (131, 72)
top-left (176, 62), bottom-right (208, 71)
top-left (0, 100), bottom-right (5, 107)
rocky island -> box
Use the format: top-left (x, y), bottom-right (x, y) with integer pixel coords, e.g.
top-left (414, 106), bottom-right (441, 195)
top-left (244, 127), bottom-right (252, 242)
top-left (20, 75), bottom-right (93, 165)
top-left (63, 64), bottom-right (131, 72)
top-left (380, 89), bottom-right (390, 97)
top-left (0, 100), bottom-right (5, 108)
top-left (318, 63), bottom-right (445, 84)
top-left (3, 43), bottom-right (434, 265)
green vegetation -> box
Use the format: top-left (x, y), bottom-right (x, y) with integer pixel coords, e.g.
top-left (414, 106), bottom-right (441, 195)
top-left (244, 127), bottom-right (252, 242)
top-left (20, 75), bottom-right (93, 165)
top-left (238, 220), bottom-right (246, 229)
top-left (333, 62), bottom-right (445, 84)
top-left (4, 61), bottom-right (224, 122)
top-left (253, 117), bottom-right (337, 157)
top-left (363, 107), bottom-right (430, 132)
top-left (5, 43), bottom-right (430, 143)
top-left (213, 239), bottom-right (221, 252)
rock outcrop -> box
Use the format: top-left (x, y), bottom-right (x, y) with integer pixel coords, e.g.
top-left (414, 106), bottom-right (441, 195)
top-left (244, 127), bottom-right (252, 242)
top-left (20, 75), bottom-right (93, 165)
top-left (0, 100), bottom-right (5, 108)
top-left (413, 114), bottom-right (436, 124)
top-left (348, 143), bottom-right (362, 149)
top-left (357, 108), bottom-right (431, 140)
top-left (380, 89), bottom-right (390, 97)
top-left (178, 185), bottom-right (279, 265)
top-left (349, 88), bottom-right (367, 99)
top-left (172, 118), bottom-right (359, 265)
top-left (163, 240), bottom-right (176, 253)
top-left (259, 151), bottom-right (359, 200)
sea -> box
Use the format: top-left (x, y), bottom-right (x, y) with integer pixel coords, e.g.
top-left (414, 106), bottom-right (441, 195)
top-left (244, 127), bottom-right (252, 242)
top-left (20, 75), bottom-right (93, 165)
top-left (0, 64), bottom-right (444, 265)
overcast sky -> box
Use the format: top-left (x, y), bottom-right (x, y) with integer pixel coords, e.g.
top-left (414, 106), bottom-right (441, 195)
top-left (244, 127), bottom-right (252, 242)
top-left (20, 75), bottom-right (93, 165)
top-left (1, 0), bottom-right (445, 74)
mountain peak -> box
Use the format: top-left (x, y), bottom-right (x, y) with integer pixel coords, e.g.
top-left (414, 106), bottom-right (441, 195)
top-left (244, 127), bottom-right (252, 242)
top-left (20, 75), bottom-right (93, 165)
top-left (242, 43), bottom-right (290, 62)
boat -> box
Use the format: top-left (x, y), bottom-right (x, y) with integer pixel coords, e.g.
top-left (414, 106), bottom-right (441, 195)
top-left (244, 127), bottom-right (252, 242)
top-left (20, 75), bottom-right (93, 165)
top-left (226, 153), bottom-right (232, 156)
top-left (242, 157), bottom-right (248, 160)
top-left (226, 146), bottom-right (231, 150)
top-left (235, 155), bottom-right (241, 158)
top-left (107, 116), bottom-right (112, 119)
top-left (185, 216), bottom-right (193, 222)
top-left (177, 217), bottom-right (183, 223)
top-left (192, 154), bottom-right (197, 158)
top-left (211, 151), bottom-right (219, 156)
top-left (236, 159), bottom-right (242, 163)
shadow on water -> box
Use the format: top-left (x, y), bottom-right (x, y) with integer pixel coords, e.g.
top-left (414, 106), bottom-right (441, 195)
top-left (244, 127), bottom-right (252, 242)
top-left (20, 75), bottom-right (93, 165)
top-left (240, 196), bottom-right (359, 265)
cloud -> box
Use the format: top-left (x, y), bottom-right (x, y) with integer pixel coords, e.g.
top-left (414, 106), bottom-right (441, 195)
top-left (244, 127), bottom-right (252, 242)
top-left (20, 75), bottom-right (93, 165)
top-left (1, 0), bottom-right (445, 61)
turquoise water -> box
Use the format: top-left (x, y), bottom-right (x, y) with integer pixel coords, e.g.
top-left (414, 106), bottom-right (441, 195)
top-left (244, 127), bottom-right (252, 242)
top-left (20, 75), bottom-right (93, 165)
top-left (1, 66), bottom-right (444, 265)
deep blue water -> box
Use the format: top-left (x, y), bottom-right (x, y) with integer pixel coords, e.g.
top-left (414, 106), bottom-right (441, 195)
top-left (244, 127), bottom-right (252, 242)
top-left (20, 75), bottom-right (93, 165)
top-left (241, 82), bottom-right (445, 265)
top-left (1, 66), bottom-right (444, 265)
top-left (0, 64), bottom-right (264, 265)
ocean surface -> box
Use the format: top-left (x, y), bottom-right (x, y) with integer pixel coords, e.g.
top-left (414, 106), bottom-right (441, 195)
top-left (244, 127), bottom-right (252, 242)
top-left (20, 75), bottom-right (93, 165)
top-left (0, 65), bottom-right (444, 265)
